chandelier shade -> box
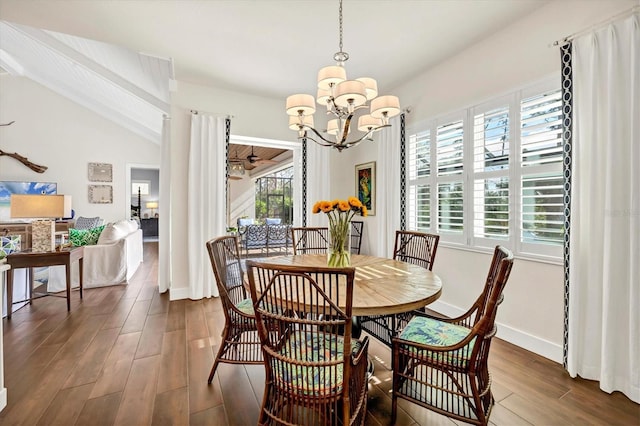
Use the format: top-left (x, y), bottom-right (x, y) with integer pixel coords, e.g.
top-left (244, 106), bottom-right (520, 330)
top-left (356, 77), bottom-right (378, 100)
top-left (370, 95), bottom-right (401, 121)
top-left (285, 94), bottom-right (316, 116)
top-left (333, 80), bottom-right (367, 109)
top-left (357, 114), bottom-right (382, 132)
top-left (317, 65), bottom-right (347, 90)
top-left (285, 0), bottom-right (400, 152)
top-left (289, 114), bottom-right (314, 130)
top-left (316, 88), bottom-right (332, 106)
top-left (326, 119), bottom-right (339, 136)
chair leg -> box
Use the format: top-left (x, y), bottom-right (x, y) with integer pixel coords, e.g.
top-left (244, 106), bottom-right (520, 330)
top-left (391, 391), bottom-right (398, 424)
top-left (208, 326), bottom-right (230, 384)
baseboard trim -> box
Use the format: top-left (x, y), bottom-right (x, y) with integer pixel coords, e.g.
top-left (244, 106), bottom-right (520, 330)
top-left (428, 300), bottom-right (563, 363)
top-left (169, 286), bottom-right (190, 301)
top-left (0, 387), bottom-right (7, 412)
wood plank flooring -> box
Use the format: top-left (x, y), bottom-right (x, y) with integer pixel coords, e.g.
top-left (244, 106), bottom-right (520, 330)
top-left (1, 241), bottom-right (637, 425)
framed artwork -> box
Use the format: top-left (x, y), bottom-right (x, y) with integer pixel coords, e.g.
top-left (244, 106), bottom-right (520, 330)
top-left (88, 162), bottom-right (113, 182)
top-left (88, 185), bottom-right (113, 204)
top-left (355, 161), bottom-right (376, 216)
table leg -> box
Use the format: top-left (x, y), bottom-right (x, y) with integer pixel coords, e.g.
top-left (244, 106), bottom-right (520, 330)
top-left (6, 269), bottom-right (13, 320)
top-left (28, 267), bottom-right (34, 305)
top-left (65, 259), bottom-right (71, 312)
top-left (79, 257), bottom-right (84, 300)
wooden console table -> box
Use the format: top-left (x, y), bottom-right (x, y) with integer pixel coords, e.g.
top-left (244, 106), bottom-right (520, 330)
top-left (5, 247), bottom-right (84, 319)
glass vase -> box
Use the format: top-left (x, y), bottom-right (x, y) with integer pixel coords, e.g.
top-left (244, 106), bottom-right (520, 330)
top-left (327, 224), bottom-right (351, 267)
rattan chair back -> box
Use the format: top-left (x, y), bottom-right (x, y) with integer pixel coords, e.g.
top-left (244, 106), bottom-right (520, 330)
top-left (205, 236), bottom-right (262, 383)
top-left (392, 230), bottom-right (440, 270)
top-left (246, 260), bottom-right (369, 426)
top-left (291, 227), bottom-right (329, 254)
top-left (391, 246), bottom-right (514, 425)
top-left (350, 221), bottom-right (364, 255)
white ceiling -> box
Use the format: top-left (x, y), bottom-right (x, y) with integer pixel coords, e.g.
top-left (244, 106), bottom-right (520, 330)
top-left (0, 0), bottom-right (550, 100)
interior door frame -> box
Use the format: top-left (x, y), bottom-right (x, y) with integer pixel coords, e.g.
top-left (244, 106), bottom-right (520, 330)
top-left (227, 135), bottom-right (302, 226)
top-left (126, 163), bottom-right (160, 220)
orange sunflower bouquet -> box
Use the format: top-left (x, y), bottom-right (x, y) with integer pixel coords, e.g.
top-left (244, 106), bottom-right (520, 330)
top-left (312, 197), bottom-right (367, 267)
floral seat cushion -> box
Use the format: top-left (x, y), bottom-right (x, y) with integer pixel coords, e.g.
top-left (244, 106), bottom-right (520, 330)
top-left (235, 298), bottom-right (255, 315)
top-left (272, 330), bottom-right (362, 396)
top-left (399, 316), bottom-right (475, 368)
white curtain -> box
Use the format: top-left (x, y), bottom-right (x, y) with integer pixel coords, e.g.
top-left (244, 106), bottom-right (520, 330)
top-left (187, 114), bottom-right (227, 299)
top-left (158, 115), bottom-right (171, 293)
top-left (568, 12), bottom-right (639, 403)
top-left (305, 140), bottom-right (331, 227)
top-left (373, 116), bottom-right (402, 258)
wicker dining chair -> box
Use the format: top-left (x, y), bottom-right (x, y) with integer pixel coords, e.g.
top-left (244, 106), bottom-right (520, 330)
top-left (391, 246), bottom-right (514, 425)
top-left (359, 230), bottom-right (440, 347)
top-left (246, 260), bottom-right (370, 426)
top-left (205, 236), bottom-right (263, 384)
top-left (291, 226), bottom-right (329, 254)
top-left (350, 221), bottom-right (364, 255)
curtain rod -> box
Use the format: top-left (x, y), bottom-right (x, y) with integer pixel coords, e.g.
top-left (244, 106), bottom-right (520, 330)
top-left (552, 5), bottom-right (638, 47)
top-left (189, 109), bottom-right (234, 119)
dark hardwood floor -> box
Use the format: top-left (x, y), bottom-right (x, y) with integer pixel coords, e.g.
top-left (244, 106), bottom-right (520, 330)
top-left (1, 242), bottom-right (637, 425)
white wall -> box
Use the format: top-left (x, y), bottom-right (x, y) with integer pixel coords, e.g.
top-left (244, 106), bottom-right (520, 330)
top-left (229, 175), bottom-right (256, 226)
top-left (329, 0), bottom-right (636, 362)
top-left (0, 75), bottom-right (160, 223)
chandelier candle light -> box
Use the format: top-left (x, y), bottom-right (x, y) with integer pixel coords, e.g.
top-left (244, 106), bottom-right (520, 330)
top-left (286, 0), bottom-right (401, 151)
top-left (313, 197), bottom-right (367, 267)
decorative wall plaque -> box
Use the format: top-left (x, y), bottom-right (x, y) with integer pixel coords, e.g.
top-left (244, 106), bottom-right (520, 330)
top-left (88, 185), bottom-right (113, 204)
top-left (88, 162), bottom-right (113, 182)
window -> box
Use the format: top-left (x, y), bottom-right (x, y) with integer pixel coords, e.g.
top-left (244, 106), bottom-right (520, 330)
top-left (408, 131), bottom-right (430, 231)
top-left (406, 78), bottom-right (563, 261)
top-left (255, 167), bottom-right (294, 223)
top-left (132, 181), bottom-right (150, 196)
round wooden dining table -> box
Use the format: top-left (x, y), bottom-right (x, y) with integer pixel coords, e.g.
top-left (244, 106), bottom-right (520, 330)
top-left (252, 254), bottom-right (442, 316)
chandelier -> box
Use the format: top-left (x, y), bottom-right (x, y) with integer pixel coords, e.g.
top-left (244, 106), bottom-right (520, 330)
top-left (285, 0), bottom-right (401, 152)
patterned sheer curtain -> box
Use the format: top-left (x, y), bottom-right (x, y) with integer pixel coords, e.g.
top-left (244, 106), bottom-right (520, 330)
top-left (563, 11), bottom-right (639, 403)
top-left (187, 113), bottom-right (229, 299)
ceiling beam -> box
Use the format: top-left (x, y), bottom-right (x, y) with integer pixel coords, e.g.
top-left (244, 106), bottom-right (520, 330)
top-left (4, 22), bottom-right (170, 114)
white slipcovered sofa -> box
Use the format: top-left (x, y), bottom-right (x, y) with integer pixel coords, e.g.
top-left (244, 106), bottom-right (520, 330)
top-left (48, 219), bottom-right (143, 292)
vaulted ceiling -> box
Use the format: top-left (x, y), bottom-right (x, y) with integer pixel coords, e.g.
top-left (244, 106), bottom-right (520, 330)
top-left (0, 1), bottom-right (550, 144)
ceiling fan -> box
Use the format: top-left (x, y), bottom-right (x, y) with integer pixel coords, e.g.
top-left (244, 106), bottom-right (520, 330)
top-left (228, 147), bottom-right (278, 175)
top-left (245, 146), bottom-right (278, 166)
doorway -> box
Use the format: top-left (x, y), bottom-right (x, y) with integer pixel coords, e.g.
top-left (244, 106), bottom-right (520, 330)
top-left (226, 135), bottom-right (302, 229)
top-left (127, 164), bottom-right (160, 242)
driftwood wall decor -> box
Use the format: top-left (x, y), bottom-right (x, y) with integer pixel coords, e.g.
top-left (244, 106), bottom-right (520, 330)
top-left (0, 120), bottom-right (49, 173)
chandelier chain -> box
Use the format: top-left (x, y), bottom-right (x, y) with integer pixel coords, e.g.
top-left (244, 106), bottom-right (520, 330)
top-left (334, 0), bottom-right (348, 63)
top-left (338, 0), bottom-right (343, 52)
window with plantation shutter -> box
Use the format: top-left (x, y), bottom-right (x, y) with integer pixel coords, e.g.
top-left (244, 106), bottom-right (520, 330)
top-left (408, 131), bottom-right (432, 231)
top-left (437, 120), bottom-right (464, 176)
top-left (405, 77), bottom-right (562, 261)
top-left (438, 181), bottom-right (464, 233)
top-left (521, 173), bottom-right (563, 244)
top-left (472, 105), bottom-right (510, 243)
top-left (520, 89), bottom-right (563, 251)
top-left (521, 90), bottom-right (563, 168)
